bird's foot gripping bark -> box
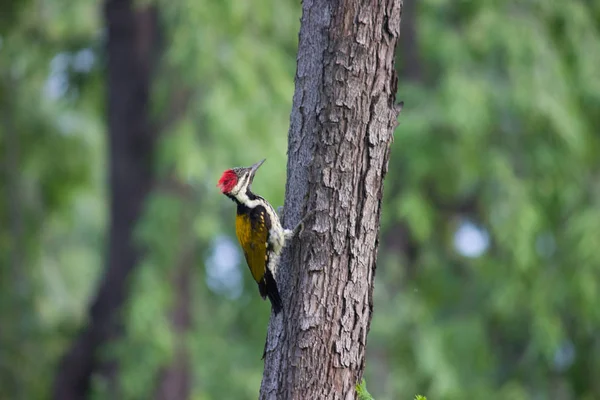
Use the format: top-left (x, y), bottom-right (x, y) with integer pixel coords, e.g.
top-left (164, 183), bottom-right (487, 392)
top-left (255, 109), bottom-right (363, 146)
top-left (286, 209), bottom-right (317, 239)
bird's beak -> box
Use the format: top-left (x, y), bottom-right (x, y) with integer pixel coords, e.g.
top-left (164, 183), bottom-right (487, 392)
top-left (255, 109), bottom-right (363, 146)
top-left (247, 159), bottom-right (265, 184)
top-left (249, 159), bottom-right (265, 175)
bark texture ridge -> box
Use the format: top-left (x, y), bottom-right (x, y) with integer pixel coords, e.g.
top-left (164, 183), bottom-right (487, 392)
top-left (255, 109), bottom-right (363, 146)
top-left (260, 0), bottom-right (403, 399)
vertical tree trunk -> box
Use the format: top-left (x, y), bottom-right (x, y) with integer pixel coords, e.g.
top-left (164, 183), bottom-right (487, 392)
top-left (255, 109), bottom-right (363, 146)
top-left (152, 85), bottom-right (195, 400)
top-left (155, 262), bottom-right (192, 400)
top-left (1, 78), bottom-right (27, 400)
top-left (260, 0), bottom-right (403, 399)
top-left (155, 196), bottom-right (195, 400)
top-left (53, 1), bottom-right (159, 398)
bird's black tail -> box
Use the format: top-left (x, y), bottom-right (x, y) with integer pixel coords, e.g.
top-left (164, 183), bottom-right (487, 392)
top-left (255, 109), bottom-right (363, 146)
top-left (259, 268), bottom-right (283, 314)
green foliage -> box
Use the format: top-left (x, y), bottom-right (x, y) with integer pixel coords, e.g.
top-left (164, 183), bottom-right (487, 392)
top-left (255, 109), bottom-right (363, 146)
top-left (357, 380), bottom-right (428, 400)
top-left (0, 0), bottom-right (101, 397)
top-left (356, 379), bottom-right (375, 400)
top-left (368, 0), bottom-right (600, 399)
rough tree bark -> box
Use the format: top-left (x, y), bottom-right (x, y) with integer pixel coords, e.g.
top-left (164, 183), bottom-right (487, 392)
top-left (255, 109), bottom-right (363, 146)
top-left (260, 0), bottom-right (403, 399)
top-left (53, 1), bottom-right (159, 398)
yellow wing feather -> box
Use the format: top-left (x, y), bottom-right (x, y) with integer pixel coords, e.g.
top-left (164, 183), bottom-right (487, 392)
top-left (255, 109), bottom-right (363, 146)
top-left (235, 212), bottom-right (268, 283)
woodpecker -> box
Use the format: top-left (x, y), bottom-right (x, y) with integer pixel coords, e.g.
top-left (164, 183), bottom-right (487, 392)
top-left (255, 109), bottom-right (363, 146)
top-left (217, 159), bottom-right (293, 314)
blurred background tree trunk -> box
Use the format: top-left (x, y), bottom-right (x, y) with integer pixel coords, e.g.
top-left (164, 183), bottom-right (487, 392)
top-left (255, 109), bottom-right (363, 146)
top-left (260, 0), bottom-right (403, 398)
top-left (155, 259), bottom-right (192, 400)
top-left (153, 179), bottom-right (196, 400)
top-left (52, 1), bottom-right (160, 398)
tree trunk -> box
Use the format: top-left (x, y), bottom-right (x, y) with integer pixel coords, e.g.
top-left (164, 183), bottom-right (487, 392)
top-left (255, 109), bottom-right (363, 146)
top-left (155, 261), bottom-right (192, 400)
top-left (155, 191), bottom-right (195, 400)
top-left (53, 1), bottom-right (159, 398)
top-left (260, 0), bottom-right (403, 399)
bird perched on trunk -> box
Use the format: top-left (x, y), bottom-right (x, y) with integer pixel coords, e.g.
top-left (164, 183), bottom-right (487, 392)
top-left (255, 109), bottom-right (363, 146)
top-left (217, 159), bottom-right (312, 314)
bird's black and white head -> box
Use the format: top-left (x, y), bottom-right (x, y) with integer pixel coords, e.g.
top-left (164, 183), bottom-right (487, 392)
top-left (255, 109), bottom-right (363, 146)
top-left (217, 159), bottom-right (265, 203)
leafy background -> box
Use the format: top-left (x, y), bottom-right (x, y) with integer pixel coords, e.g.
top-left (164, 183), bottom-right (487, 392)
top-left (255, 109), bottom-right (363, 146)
top-left (1, 0), bottom-right (600, 399)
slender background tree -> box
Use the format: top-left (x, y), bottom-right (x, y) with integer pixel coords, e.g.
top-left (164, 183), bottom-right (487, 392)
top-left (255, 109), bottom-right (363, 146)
top-left (53, 1), bottom-right (160, 398)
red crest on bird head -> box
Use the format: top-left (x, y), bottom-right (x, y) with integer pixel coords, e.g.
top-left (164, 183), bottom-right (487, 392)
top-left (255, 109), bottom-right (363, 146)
top-left (217, 169), bottom-right (238, 194)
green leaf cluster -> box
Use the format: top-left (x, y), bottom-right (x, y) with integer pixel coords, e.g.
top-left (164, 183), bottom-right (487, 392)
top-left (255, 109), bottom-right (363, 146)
top-left (369, 0), bottom-right (600, 399)
top-left (0, 0), bottom-right (101, 397)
